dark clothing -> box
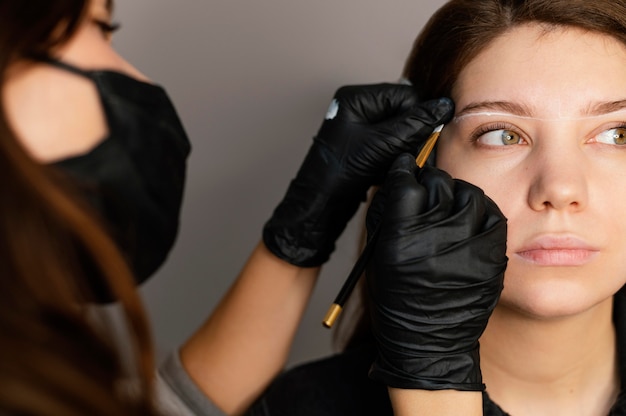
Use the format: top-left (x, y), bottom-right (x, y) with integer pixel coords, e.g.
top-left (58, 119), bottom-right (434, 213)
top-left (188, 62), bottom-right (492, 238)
top-left (246, 342), bottom-right (392, 416)
top-left (247, 288), bottom-right (626, 415)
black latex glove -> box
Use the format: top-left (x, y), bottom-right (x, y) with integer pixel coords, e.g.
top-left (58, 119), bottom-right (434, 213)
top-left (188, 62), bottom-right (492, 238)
top-left (366, 153), bottom-right (508, 391)
top-left (263, 84), bottom-right (454, 267)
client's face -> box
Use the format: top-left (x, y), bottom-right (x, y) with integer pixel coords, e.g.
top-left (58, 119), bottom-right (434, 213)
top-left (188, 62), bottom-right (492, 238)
top-left (436, 23), bottom-right (626, 319)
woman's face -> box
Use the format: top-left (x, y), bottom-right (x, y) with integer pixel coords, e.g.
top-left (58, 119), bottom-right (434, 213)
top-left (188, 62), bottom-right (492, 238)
top-left (436, 24), bottom-right (626, 319)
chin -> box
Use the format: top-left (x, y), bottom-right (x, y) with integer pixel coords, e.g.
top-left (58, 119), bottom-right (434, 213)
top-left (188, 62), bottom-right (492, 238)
top-left (498, 274), bottom-right (613, 320)
top-left (497, 258), bottom-right (626, 319)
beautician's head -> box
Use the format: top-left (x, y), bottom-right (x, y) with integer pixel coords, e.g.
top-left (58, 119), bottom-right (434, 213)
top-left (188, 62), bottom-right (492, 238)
top-left (404, 0), bottom-right (626, 319)
top-left (0, 1), bottom-right (158, 414)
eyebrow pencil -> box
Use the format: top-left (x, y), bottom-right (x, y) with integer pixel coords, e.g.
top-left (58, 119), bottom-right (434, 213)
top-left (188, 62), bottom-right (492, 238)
top-left (322, 125), bottom-right (444, 328)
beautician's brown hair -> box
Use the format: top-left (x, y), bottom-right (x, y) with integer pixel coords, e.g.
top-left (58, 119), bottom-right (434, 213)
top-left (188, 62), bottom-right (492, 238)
top-left (339, 0), bottom-right (626, 350)
top-left (0, 1), bottom-right (157, 414)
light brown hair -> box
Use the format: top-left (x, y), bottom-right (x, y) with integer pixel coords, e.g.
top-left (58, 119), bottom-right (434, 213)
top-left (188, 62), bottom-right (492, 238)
top-left (405, 0), bottom-right (626, 100)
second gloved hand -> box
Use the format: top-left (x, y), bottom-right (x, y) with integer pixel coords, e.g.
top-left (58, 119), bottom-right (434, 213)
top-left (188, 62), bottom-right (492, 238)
top-left (263, 84), bottom-right (454, 267)
top-left (366, 153), bottom-right (508, 391)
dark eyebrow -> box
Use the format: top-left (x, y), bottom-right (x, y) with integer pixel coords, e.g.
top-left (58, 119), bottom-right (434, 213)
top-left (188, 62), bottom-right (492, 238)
top-left (456, 101), bottom-right (535, 118)
top-left (457, 99), bottom-right (626, 118)
top-left (584, 100), bottom-right (626, 116)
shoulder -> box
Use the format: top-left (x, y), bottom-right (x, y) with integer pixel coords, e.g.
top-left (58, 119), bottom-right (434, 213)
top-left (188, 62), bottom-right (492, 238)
top-left (245, 342), bottom-right (392, 416)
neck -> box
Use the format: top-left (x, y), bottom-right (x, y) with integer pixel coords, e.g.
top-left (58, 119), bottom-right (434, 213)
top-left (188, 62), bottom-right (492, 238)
top-left (480, 298), bottom-right (619, 416)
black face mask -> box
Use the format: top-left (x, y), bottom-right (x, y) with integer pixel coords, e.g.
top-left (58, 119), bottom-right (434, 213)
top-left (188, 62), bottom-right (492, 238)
top-left (45, 59), bottom-right (191, 301)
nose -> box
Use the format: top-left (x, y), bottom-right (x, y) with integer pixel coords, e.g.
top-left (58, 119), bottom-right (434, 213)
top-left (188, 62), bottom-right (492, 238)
top-left (527, 142), bottom-right (588, 213)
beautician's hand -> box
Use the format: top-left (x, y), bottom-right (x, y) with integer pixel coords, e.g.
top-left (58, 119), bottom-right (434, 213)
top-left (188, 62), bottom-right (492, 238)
top-left (263, 84), bottom-right (454, 267)
top-left (366, 153), bottom-right (507, 391)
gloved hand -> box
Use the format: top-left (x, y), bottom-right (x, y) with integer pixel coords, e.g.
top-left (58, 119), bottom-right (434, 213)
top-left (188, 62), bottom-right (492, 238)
top-left (366, 153), bottom-right (507, 391)
top-left (263, 83), bottom-right (454, 267)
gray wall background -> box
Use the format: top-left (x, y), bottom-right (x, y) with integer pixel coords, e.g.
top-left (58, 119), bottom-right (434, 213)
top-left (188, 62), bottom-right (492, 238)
top-left (112, 0), bottom-right (447, 368)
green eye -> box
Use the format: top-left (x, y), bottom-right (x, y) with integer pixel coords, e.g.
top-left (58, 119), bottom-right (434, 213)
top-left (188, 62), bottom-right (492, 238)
top-left (596, 127), bottom-right (626, 145)
top-left (479, 129), bottom-right (522, 146)
top-left (614, 128), bottom-right (626, 145)
top-left (501, 130), bottom-right (521, 145)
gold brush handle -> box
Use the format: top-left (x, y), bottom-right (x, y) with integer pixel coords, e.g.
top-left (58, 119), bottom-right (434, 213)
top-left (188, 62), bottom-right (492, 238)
top-left (323, 304), bottom-right (343, 328)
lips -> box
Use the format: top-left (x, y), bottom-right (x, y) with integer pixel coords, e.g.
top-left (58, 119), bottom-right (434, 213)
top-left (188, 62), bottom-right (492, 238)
top-left (516, 236), bottom-right (600, 266)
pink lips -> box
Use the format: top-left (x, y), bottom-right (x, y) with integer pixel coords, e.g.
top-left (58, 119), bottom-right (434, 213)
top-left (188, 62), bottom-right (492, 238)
top-left (516, 236), bottom-right (599, 266)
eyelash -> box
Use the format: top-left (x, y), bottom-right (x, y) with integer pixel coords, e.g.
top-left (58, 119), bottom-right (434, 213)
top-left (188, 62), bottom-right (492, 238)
top-left (469, 122), bottom-right (521, 143)
top-left (606, 122), bottom-right (626, 132)
top-left (94, 20), bottom-right (121, 35)
top-left (467, 122), bottom-right (626, 146)
top-left (594, 123), bottom-right (626, 145)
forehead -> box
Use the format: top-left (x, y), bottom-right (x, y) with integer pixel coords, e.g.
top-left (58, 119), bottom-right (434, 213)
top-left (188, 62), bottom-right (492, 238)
top-left (452, 24), bottom-right (626, 118)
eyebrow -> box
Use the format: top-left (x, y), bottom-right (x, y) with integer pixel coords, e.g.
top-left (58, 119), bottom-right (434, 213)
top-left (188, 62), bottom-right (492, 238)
top-left (457, 99), bottom-right (626, 118)
top-left (585, 100), bottom-right (626, 116)
top-left (456, 101), bottom-right (534, 118)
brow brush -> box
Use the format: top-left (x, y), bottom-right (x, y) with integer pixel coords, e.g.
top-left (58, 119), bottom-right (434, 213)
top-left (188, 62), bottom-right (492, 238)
top-left (322, 124), bottom-right (444, 328)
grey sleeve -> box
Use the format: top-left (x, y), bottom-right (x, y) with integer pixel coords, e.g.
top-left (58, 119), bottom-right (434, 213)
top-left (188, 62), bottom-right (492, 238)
top-left (155, 350), bottom-right (227, 416)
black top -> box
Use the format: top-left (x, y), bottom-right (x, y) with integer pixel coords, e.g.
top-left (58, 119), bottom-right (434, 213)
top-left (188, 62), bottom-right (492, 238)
top-left (246, 287), bottom-right (626, 415)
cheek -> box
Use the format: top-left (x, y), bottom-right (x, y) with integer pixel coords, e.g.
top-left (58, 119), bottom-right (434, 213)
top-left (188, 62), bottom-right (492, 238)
top-left (435, 129), bottom-right (533, 221)
top-left (434, 132), bottom-right (479, 181)
top-left (436, 143), bottom-right (515, 214)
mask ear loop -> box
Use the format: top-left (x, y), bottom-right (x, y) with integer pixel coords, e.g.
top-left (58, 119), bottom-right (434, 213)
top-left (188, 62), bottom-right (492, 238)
top-left (31, 55), bottom-right (95, 81)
